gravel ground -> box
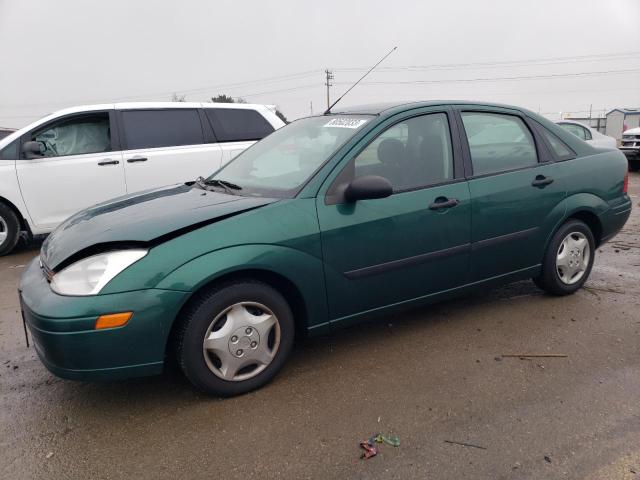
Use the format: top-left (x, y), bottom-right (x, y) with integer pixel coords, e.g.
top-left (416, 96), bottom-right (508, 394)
top-left (1, 172), bottom-right (639, 480)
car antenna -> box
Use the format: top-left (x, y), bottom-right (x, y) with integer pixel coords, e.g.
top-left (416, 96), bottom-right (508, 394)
top-left (324, 46), bottom-right (398, 115)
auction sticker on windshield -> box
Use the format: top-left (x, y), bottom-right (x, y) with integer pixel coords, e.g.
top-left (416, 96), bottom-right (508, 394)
top-left (324, 118), bottom-right (368, 129)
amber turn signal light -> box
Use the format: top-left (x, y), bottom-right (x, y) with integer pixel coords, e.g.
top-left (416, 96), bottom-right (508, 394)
top-left (95, 312), bottom-right (133, 330)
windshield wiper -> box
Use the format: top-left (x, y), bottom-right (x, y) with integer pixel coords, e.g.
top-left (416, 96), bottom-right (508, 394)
top-left (205, 178), bottom-right (242, 190)
top-left (194, 177), bottom-right (241, 195)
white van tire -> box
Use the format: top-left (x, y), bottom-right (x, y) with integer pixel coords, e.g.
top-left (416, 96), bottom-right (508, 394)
top-left (0, 202), bottom-right (21, 256)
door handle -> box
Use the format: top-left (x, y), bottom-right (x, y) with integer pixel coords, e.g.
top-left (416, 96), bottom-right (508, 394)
top-left (429, 197), bottom-right (460, 210)
top-left (98, 159), bottom-right (119, 166)
top-left (127, 156), bottom-right (148, 163)
top-left (532, 175), bottom-right (554, 187)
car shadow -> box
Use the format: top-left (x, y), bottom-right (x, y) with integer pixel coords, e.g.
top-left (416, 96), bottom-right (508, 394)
top-left (49, 280), bottom-right (543, 406)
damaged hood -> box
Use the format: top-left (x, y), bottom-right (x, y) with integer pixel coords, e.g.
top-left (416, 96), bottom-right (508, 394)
top-left (41, 184), bottom-right (278, 269)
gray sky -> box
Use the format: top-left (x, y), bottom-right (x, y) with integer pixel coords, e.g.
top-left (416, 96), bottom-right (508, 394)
top-left (1, 0), bottom-right (639, 128)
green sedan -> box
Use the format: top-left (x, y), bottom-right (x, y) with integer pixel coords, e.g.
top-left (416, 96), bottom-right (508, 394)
top-left (19, 101), bottom-right (631, 396)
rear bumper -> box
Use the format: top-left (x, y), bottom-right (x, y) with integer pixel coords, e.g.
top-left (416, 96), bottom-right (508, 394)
top-left (19, 258), bottom-right (189, 381)
top-left (600, 196), bottom-right (632, 244)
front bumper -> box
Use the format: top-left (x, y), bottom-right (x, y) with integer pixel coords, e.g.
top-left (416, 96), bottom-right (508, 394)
top-left (620, 148), bottom-right (640, 160)
top-left (19, 257), bottom-right (189, 381)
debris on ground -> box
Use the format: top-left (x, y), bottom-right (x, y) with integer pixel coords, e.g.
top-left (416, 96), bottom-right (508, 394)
top-left (501, 354), bottom-right (567, 359)
top-left (544, 455), bottom-right (552, 463)
top-left (444, 440), bottom-right (487, 450)
top-left (45, 452), bottom-right (54, 459)
top-left (359, 433), bottom-right (400, 459)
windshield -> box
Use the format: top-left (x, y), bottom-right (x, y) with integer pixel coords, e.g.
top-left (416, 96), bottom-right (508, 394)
top-left (207, 115), bottom-right (373, 197)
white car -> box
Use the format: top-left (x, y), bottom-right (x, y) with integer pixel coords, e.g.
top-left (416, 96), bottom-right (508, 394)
top-left (0, 102), bottom-right (284, 255)
top-left (556, 120), bottom-right (617, 149)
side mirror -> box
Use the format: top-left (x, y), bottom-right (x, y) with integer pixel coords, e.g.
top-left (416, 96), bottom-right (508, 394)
top-left (22, 141), bottom-right (45, 159)
top-left (344, 175), bottom-right (393, 202)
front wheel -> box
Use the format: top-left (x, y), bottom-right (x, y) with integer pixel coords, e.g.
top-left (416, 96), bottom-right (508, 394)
top-left (534, 219), bottom-right (595, 295)
top-left (0, 202), bottom-right (20, 256)
top-left (175, 280), bottom-right (295, 397)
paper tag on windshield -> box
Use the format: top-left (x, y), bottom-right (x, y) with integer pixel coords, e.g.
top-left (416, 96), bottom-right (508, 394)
top-left (323, 118), bottom-right (368, 129)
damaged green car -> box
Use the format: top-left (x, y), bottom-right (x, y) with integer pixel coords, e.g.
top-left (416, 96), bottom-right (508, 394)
top-left (19, 101), bottom-right (631, 396)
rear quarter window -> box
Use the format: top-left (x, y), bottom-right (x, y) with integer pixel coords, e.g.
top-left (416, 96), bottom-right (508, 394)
top-left (537, 125), bottom-right (576, 160)
top-left (205, 108), bottom-right (275, 142)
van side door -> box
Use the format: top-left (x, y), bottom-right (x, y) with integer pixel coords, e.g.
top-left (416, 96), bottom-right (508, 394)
top-left (119, 108), bottom-right (224, 193)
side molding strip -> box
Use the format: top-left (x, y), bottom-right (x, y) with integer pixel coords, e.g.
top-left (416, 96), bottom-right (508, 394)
top-left (344, 243), bottom-right (471, 279)
top-left (471, 226), bottom-right (539, 251)
top-left (342, 226), bottom-right (539, 280)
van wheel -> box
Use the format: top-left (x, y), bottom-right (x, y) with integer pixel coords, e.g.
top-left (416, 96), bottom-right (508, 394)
top-left (534, 219), bottom-right (595, 295)
top-left (175, 280), bottom-right (295, 397)
top-left (0, 202), bottom-right (20, 256)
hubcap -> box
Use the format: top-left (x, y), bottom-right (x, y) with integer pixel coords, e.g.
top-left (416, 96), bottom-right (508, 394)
top-left (0, 216), bottom-right (7, 245)
top-left (202, 302), bottom-right (280, 382)
top-left (556, 231), bottom-right (590, 285)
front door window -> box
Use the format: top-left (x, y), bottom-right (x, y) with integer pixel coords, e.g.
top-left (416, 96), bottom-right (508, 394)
top-left (31, 113), bottom-right (111, 158)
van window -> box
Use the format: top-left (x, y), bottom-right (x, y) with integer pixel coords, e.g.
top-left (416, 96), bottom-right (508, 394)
top-left (461, 112), bottom-right (538, 176)
top-left (0, 139), bottom-right (19, 160)
top-left (122, 109), bottom-right (204, 150)
top-left (205, 108), bottom-right (274, 142)
top-left (30, 113), bottom-right (111, 157)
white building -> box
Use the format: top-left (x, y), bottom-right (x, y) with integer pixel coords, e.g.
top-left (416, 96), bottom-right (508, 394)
top-left (605, 108), bottom-right (640, 143)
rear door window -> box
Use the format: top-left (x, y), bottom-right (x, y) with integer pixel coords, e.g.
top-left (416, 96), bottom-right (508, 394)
top-left (205, 108), bottom-right (274, 142)
top-left (461, 112), bottom-right (538, 176)
top-left (121, 109), bottom-right (204, 150)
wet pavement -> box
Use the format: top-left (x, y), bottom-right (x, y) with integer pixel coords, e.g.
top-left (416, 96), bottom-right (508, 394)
top-left (1, 173), bottom-right (639, 480)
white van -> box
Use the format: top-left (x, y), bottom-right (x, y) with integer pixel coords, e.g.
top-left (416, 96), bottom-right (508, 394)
top-left (0, 102), bottom-right (285, 255)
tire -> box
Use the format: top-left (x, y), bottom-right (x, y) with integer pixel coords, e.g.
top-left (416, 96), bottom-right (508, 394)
top-left (175, 280), bottom-right (295, 397)
top-left (0, 202), bottom-right (20, 256)
top-left (534, 219), bottom-right (595, 295)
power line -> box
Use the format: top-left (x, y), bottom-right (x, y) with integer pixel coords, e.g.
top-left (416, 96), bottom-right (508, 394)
top-left (0, 69), bottom-right (323, 109)
top-left (335, 51), bottom-right (640, 73)
top-left (333, 68), bottom-right (640, 86)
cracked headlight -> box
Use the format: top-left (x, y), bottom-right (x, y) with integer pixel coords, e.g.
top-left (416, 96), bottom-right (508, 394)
top-left (50, 249), bottom-right (148, 296)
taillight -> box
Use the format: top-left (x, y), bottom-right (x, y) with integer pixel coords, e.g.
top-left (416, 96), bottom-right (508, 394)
top-left (623, 170), bottom-right (628, 194)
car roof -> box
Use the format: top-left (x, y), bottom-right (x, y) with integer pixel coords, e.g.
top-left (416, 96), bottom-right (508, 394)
top-left (330, 100), bottom-right (536, 117)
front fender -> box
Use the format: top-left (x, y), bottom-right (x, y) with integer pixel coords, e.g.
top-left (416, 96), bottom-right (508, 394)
top-left (155, 244), bottom-right (329, 331)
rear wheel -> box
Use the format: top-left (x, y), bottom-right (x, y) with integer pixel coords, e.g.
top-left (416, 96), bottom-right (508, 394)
top-left (175, 280), bottom-right (295, 396)
top-left (534, 219), bottom-right (595, 295)
top-left (0, 202), bottom-right (20, 256)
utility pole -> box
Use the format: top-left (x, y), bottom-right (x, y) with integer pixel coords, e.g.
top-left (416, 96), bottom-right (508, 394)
top-left (324, 69), bottom-right (334, 110)
top-left (310, 101), bottom-right (313, 115)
